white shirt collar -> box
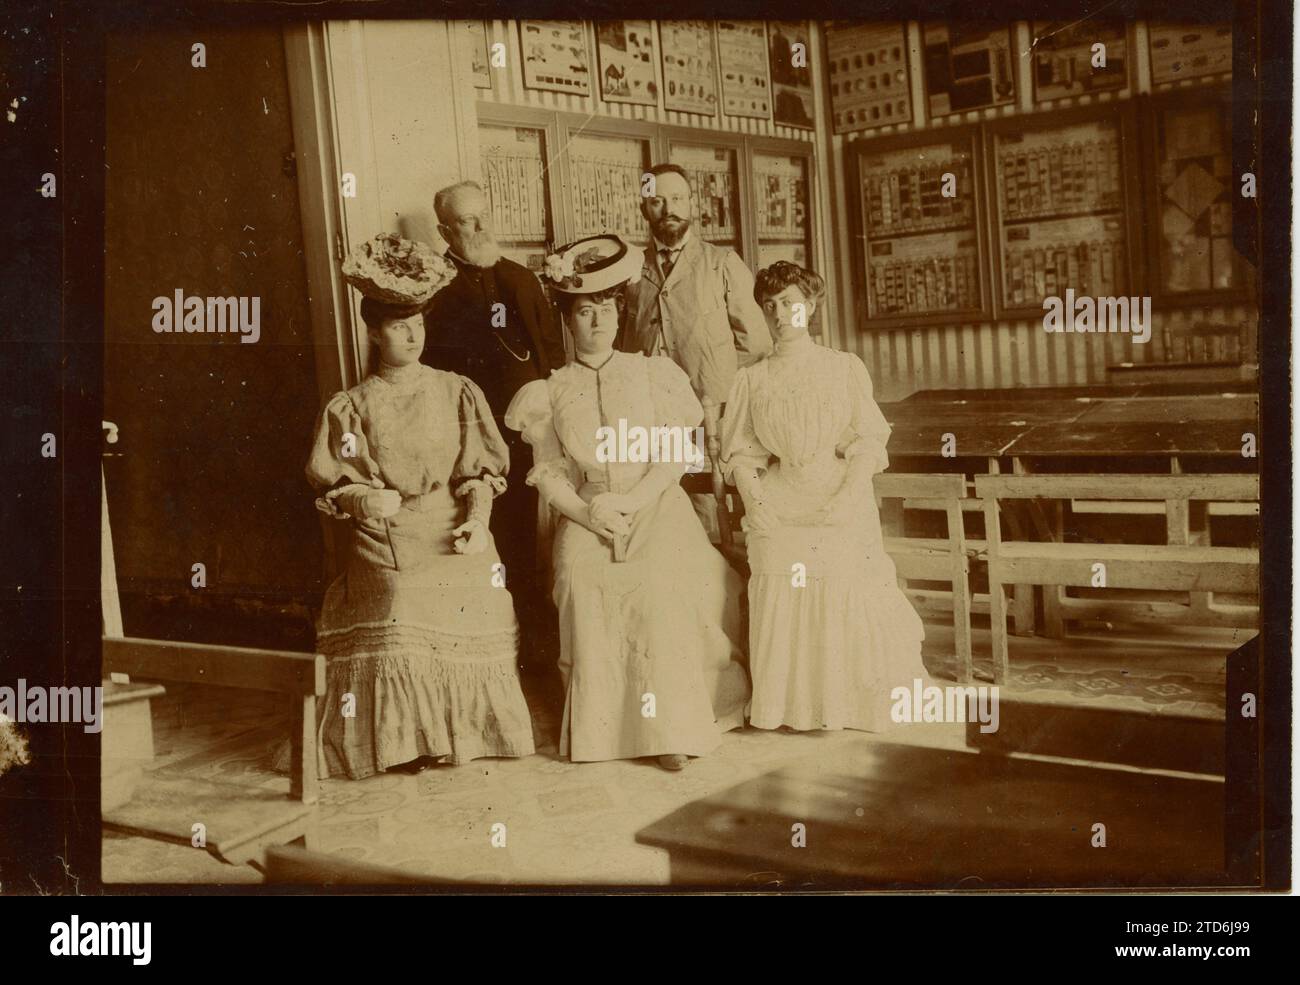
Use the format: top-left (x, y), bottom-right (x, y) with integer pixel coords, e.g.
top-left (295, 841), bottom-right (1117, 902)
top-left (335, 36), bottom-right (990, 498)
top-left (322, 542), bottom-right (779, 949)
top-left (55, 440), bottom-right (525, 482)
top-left (652, 228), bottom-right (692, 255)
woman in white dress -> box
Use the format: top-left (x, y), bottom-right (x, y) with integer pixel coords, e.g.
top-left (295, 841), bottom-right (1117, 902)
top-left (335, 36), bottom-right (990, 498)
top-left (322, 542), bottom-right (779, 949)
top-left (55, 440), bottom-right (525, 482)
top-left (721, 261), bottom-right (928, 732)
top-left (505, 235), bottom-right (749, 770)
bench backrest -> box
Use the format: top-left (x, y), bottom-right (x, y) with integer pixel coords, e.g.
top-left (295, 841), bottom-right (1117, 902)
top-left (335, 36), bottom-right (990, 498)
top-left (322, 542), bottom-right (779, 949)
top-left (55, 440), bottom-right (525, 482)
top-left (874, 472), bottom-right (968, 505)
top-left (975, 474), bottom-right (1259, 504)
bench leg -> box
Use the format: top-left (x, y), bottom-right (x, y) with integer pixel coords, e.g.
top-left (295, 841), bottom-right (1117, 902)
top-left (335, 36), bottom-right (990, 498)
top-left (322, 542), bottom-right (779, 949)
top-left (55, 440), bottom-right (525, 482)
top-left (290, 694), bottom-right (319, 806)
top-left (1042, 500), bottom-right (1067, 638)
top-left (995, 458), bottom-right (1035, 637)
top-left (989, 573), bottom-right (1011, 684)
top-left (1008, 460), bottom-right (1040, 639)
top-left (953, 574), bottom-right (974, 683)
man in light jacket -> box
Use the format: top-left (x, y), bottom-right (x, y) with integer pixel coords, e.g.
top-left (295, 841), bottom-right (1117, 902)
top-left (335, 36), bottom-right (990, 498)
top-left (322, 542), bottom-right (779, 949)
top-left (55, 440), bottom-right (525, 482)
top-left (619, 163), bottom-right (771, 405)
top-left (619, 162), bottom-right (772, 537)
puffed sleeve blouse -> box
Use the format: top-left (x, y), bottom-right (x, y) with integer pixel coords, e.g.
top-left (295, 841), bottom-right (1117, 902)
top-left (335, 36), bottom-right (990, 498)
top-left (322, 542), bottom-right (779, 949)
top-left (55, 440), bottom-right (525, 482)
top-left (721, 345), bottom-right (892, 482)
top-left (506, 352), bottom-right (702, 500)
top-left (308, 367), bottom-right (510, 515)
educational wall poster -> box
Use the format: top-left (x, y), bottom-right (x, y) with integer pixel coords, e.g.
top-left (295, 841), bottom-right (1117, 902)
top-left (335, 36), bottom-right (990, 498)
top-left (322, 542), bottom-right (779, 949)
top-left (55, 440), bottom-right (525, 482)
top-left (1030, 20), bottom-right (1127, 102)
top-left (466, 21), bottom-right (492, 90)
top-left (519, 19), bottom-right (591, 96)
top-left (596, 20), bottom-right (659, 106)
top-left (717, 20), bottom-right (771, 119)
top-left (922, 21), bottom-right (1016, 117)
top-left (825, 21), bottom-right (912, 134)
top-left (659, 20), bottom-right (718, 116)
top-left (768, 20), bottom-right (814, 129)
top-left (1148, 22), bottom-right (1233, 86)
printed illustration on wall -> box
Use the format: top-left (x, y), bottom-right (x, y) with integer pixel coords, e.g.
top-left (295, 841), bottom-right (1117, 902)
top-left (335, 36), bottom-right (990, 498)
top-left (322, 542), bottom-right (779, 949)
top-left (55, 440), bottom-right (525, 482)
top-left (467, 21), bottom-right (492, 90)
top-left (768, 21), bottom-right (814, 129)
top-left (1031, 20), bottom-right (1127, 102)
top-left (922, 21), bottom-right (1015, 118)
top-left (825, 21), bottom-right (912, 134)
top-left (520, 20), bottom-right (591, 96)
top-left (597, 21), bottom-right (659, 106)
top-left (717, 20), bottom-right (771, 120)
top-left (659, 21), bottom-right (719, 116)
top-left (1148, 22), bottom-right (1232, 86)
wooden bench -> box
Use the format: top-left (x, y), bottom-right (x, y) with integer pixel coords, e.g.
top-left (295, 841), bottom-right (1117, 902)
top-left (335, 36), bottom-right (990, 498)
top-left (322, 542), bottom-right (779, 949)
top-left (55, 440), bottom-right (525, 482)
top-left (873, 473), bottom-right (973, 682)
top-left (975, 474), bottom-right (1260, 682)
top-left (102, 635), bottom-right (327, 867)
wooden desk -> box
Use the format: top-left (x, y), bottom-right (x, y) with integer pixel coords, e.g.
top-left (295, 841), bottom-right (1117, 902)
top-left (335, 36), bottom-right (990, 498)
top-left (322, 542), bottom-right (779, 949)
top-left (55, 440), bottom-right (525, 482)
top-left (882, 390), bottom-right (1258, 461)
top-left (635, 744), bottom-right (1225, 889)
top-left (1006, 394), bottom-right (1258, 459)
top-left (902, 382), bottom-right (1256, 402)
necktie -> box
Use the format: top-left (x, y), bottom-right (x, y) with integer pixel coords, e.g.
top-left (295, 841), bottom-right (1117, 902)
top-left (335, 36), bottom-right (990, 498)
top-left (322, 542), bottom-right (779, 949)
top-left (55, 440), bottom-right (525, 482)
top-left (660, 248), bottom-right (678, 279)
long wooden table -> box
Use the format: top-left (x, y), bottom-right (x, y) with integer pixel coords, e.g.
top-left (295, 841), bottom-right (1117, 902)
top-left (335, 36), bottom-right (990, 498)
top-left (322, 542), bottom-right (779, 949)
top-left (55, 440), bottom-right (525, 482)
top-left (882, 384), bottom-right (1259, 463)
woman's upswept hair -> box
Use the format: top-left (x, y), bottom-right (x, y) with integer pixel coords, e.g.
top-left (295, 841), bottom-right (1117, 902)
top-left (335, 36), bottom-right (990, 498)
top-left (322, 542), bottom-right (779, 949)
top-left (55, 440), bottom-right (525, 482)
top-left (554, 284), bottom-right (628, 316)
top-left (359, 295), bottom-right (429, 334)
top-left (754, 261), bottom-right (825, 306)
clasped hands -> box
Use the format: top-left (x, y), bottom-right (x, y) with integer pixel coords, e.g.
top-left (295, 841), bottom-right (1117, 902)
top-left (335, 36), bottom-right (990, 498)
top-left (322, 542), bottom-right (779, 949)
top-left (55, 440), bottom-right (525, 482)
top-left (586, 491), bottom-right (636, 543)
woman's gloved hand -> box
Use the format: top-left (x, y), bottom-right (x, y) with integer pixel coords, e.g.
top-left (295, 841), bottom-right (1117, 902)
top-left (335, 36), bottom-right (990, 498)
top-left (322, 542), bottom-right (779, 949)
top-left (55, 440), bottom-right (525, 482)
top-left (328, 478), bottom-right (402, 520)
top-left (587, 494), bottom-right (632, 542)
top-left (451, 518), bottom-right (489, 555)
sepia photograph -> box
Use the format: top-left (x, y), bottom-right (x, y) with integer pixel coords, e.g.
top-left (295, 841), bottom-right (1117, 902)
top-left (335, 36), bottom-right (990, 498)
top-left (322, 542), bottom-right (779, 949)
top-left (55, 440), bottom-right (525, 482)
top-left (0, 0), bottom-right (1290, 919)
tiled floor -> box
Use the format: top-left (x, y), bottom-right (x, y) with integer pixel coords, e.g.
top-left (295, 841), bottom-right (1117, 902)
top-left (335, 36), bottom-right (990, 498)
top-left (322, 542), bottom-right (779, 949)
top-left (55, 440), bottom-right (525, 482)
top-left (101, 623), bottom-right (1234, 886)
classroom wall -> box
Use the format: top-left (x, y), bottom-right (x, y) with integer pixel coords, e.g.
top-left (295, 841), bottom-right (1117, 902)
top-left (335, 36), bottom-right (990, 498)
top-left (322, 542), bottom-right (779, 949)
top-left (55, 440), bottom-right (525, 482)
top-left (820, 20), bottom-right (1250, 401)
top-left (469, 19), bottom-right (1253, 402)
top-left (476, 19), bottom-right (816, 141)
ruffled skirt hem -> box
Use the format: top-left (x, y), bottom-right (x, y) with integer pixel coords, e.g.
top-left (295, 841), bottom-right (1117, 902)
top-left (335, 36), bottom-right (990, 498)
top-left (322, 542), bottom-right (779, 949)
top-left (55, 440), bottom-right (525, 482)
top-left (272, 622), bottom-right (535, 780)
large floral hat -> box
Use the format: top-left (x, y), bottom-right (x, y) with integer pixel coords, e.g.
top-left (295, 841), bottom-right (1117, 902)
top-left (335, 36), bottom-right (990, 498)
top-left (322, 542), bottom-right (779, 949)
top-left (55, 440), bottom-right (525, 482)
top-left (342, 233), bottom-right (457, 306)
top-left (543, 235), bottom-right (642, 295)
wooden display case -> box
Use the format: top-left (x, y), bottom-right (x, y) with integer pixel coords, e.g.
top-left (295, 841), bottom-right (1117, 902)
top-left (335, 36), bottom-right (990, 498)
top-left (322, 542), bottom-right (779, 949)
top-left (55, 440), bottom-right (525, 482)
top-left (474, 104), bottom-right (818, 282)
top-left (556, 118), bottom-right (656, 249)
top-left (1140, 86), bottom-right (1254, 307)
top-left (475, 105), bottom-right (561, 274)
top-left (984, 101), bottom-right (1144, 319)
top-left (851, 124), bottom-right (993, 329)
top-left (667, 131), bottom-right (748, 257)
top-left (749, 143), bottom-right (814, 270)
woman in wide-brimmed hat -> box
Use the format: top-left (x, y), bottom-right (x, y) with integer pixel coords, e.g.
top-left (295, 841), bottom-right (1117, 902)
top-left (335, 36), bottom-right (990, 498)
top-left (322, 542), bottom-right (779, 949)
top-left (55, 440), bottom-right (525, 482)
top-left (505, 235), bottom-right (750, 771)
top-left (277, 234), bottom-right (535, 779)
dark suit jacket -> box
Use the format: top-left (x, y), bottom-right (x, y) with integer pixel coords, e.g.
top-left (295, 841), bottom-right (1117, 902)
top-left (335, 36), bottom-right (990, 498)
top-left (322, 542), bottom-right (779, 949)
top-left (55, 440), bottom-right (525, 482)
top-left (421, 253), bottom-right (564, 418)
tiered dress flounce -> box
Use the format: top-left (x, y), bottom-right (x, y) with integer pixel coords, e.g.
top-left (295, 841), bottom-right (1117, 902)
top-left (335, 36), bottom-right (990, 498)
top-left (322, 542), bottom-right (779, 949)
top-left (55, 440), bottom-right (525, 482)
top-left (284, 364), bottom-right (535, 779)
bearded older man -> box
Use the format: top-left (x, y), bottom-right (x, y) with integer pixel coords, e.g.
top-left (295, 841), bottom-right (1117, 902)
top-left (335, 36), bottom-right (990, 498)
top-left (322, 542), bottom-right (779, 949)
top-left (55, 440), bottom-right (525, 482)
top-left (422, 179), bottom-right (565, 672)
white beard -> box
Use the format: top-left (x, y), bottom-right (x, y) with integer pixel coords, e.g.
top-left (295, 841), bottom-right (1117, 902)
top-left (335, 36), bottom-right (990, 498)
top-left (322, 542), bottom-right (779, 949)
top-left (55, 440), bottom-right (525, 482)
top-left (458, 233), bottom-right (502, 269)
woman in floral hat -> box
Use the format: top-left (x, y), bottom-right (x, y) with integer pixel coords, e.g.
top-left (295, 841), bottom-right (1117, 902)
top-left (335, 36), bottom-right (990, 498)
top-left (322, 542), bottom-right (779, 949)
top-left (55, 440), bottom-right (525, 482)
top-left (506, 235), bottom-right (749, 771)
top-left (278, 234), bottom-right (535, 779)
